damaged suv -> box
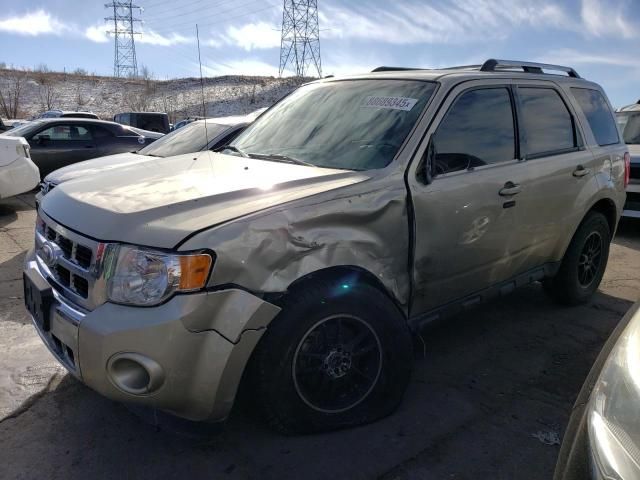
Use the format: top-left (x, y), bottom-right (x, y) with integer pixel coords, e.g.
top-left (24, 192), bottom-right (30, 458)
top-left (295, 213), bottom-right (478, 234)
top-left (24, 60), bottom-right (629, 433)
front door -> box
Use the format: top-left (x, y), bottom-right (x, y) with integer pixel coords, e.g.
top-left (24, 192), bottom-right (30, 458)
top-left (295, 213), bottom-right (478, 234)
top-left (28, 124), bottom-right (96, 178)
top-left (408, 82), bottom-right (525, 315)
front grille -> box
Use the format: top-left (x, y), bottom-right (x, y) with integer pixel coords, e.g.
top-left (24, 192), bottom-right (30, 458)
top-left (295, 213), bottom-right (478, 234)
top-left (73, 276), bottom-right (89, 298)
top-left (55, 265), bottom-right (71, 287)
top-left (58, 236), bottom-right (73, 258)
top-left (36, 217), bottom-right (97, 303)
top-left (75, 245), bottom-right (92, 269)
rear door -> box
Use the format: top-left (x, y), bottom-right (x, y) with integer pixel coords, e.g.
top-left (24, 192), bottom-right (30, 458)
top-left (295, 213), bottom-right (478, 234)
top-left (408, 81), bottom-right (525, 314)
top-left (507, 82), bottom-right (602, 273)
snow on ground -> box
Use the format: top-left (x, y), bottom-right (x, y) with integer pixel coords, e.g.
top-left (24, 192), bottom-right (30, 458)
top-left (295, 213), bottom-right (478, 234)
top-left (0, 69), bottom-right (309, 121)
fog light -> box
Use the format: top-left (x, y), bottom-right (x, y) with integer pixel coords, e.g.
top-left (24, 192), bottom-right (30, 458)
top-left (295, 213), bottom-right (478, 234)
top-left (107, 353), bottom-right (164, 395)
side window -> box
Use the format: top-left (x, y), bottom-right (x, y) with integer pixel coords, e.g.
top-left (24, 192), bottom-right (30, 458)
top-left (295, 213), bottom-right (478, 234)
top-left (92, 126), bottom-right (114, 139)
top-left (32, 125), bottom-right (92, 141)
top-left (432, 88), bottom-right (515, 176)
top-left (518, 88), bottom-right (576, 158)
top-left (571, 88), bottom-right (619, 146)
top-left (210, 127), bottom-right (245, 150)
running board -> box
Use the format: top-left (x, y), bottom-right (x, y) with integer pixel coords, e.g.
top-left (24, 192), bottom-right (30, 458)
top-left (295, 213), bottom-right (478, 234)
top-left (408, 263), bottom-right (561, 332)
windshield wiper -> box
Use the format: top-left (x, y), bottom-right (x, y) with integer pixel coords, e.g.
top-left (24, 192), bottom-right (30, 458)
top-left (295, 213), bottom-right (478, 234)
top-left (221, 145), bottom-right (249, 158)
top-left (250, 153), bottom-right (315, 167)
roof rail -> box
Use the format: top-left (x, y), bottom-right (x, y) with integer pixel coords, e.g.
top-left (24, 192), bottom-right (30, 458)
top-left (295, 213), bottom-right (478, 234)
top-left (371, 66), bottom-right (424, 73)
top-left (480, 59), bottom-right (580, 78)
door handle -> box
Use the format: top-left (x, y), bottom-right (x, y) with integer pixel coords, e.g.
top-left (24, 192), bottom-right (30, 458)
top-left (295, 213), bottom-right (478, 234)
top-left (499, 181), bottom-right (521, 196)
top-left (573, 165), bottom-right (591, 178)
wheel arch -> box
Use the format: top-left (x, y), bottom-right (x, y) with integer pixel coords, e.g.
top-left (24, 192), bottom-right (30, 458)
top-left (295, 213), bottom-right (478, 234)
top-left (283, 265), bottom-right (408, 320)
top-left (587, 197), bottom-right (618, 236)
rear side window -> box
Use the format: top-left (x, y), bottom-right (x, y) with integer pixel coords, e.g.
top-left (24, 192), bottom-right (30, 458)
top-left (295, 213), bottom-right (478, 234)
top-left (571, 88), bottom-right (619, 146)
top-left (519, 88), bottom-right (576, 158)
top-left (432, 88), bottom-right (515, 175)
top-left (92, 126), bottom-right (114, 139)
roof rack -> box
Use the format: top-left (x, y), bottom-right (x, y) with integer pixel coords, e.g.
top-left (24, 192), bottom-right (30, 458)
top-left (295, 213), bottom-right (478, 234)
top-left (371, 66), bottom-right (424, 73)
top-left (480, 59), bottom-right (580, 78)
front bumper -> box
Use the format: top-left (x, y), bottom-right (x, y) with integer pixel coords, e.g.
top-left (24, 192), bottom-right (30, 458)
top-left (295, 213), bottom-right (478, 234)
top-left (23, 249), bottom-right (280, 421)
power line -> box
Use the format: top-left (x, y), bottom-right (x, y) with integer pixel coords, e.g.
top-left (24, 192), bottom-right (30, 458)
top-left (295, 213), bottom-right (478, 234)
top-left (148, 1), bottom-right (278, 34)
top-left (279, 0), bottom-right (322, 77)
top-left (105, 1), bottom-right (142, 77)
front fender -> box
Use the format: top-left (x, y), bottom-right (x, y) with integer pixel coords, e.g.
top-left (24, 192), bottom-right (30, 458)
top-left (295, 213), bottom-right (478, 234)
top-left (179, 176), bottom-right (412, 311)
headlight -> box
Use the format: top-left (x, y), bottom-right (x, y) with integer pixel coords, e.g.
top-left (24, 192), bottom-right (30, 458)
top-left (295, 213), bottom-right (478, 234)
top-left (588, 309), bottom-right (640, 479)
top-left (107, 245), bottom-right (213, 306)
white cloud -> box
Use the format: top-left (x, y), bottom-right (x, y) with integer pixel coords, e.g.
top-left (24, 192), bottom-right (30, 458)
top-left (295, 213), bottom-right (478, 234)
top-left (85, 23), bottom-right (109, 43)
top-left (84, 23), bottom-right (191, 46)
top-left (319, 0), bottom-right (573, 45)
top-left (581, 0), bottom-right (638, 38)
top-left (539, 48), bottom-right (640, 69)
top-left (201, 59), bottom-right (283, 77)
top-left (0, 9), bottom-right (69, 36)
top-left (223, 22), bottom-right (281, 51)
top-left (138, 30), bottom-right (191, 47)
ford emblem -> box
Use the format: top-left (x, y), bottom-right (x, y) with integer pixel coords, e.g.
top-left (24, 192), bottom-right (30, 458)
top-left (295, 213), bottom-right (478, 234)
top-left (40, 242), bottom-right (61, 268)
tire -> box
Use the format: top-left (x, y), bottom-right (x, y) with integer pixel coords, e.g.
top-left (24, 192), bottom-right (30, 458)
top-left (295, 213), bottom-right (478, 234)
top-left (544, 211), bottom-right (611, 305)
top-left (247, 280), bottom-right (413, 434)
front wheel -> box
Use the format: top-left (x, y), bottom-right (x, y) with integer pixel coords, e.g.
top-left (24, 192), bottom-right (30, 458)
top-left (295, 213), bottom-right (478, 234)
top-left (544, 211), bottom-right (611, 305)
top-left (247, 281), bottom-right (413, 434)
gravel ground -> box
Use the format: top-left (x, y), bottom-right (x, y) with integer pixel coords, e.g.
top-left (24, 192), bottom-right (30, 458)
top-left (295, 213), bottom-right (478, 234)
top-left (0, 193), bottom-right (638, 480)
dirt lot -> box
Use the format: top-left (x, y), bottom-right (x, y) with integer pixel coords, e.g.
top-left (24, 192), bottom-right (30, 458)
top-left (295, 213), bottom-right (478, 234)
top-left (0, 193), bottom-right (638, 480)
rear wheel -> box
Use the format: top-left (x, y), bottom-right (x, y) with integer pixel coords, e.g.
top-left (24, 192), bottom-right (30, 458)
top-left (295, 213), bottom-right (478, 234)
top-left (247, 281), bottom-right (413, 434)
top-left (544, 211), bottom-right (611, 305)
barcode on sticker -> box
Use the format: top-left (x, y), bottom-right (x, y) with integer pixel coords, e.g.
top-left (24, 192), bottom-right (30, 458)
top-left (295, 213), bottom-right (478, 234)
top-left (362, 96), bottom-right (418, 111)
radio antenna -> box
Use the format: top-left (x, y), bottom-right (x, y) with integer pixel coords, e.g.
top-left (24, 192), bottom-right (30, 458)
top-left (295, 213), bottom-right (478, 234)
top-left (196, 24), bottom-right (209, 147)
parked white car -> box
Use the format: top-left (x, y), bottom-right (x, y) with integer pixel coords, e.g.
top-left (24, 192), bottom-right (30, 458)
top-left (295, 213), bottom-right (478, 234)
top-left (0, 136), bottom-right (40, 200)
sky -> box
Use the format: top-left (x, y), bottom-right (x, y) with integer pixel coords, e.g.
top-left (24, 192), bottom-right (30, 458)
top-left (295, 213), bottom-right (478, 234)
top-left (0, 0), bottom-right (638, 107)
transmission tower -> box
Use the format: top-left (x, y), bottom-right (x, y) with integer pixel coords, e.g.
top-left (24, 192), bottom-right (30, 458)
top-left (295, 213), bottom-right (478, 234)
top-left (279, 0), bottom-right (322, 78)
top-left (105, 1), bottom-right (142, 78)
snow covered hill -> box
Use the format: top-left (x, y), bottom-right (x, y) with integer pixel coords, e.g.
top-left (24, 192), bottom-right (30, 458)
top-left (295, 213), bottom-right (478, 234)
top-left (0, 69), bottom-right (308, 121)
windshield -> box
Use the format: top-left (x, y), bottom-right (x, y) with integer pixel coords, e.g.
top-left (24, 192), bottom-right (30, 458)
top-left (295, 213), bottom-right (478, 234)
top-left (230, 79), bottom-right (437, 170)
top-left (617, 112), bottom-right (640, 144)
top-left (2, 121), bottom-right (43, 137)
top-left (138, 121), bottom-right (229, 157)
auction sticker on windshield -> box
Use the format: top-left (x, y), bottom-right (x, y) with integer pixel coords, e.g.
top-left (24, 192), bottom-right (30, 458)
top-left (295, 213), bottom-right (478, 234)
top-left (362, 96), bottom-right (418, 111)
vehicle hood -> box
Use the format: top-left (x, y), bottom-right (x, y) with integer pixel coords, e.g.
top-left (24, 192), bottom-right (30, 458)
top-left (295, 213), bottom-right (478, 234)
top-left (629, 144), bottom-right (640, 163)
top-left (45, 152), bottom-right (151, 185)
top-left (41, 151), bottom-right (369, 248)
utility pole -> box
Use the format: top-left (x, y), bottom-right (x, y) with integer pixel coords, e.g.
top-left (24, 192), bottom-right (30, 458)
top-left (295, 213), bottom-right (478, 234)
top-left (279, 0), bottom-right (322, 78)
top-left (105, 1), bottom-right (142, 78)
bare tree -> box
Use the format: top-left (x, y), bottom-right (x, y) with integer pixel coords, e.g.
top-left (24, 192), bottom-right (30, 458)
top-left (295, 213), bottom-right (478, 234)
top-left (39, 83), bottom-right (60, 111)
top-left (76, 86), bottom-right (88, 109)
top-left (123, 90), bottom-right (151, 112)
top-left (0, 72), bottom-right (26, 118)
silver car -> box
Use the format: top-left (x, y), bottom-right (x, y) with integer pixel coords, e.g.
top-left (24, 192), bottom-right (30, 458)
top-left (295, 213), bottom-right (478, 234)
top-left (23, 60), bottom-right (628, 433)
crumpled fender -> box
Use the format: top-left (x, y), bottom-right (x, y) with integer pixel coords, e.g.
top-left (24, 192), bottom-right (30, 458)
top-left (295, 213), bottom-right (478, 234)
top-left (179, 174), bottom-right (411, 311)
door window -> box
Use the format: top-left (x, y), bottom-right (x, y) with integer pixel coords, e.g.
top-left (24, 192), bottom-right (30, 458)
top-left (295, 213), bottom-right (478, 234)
top-left (32, 125), bottom-right (92, 141)
top-left (91, 126), bottom-right (115, 139)
top-left (432, 87), bottom-right (515, 176)
top-left (518, 88), bottom-right (576, 157)
top-left (571, 88), bottom-right (619, 146)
